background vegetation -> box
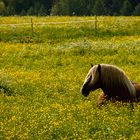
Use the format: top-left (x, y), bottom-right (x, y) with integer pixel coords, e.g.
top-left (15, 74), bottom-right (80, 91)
top-left (0, 16), bottom-right (140, 139)
top-left (0, 0), bottom-right (140, 16)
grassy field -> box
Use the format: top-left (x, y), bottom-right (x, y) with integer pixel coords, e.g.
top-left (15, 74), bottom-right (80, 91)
top-left (0, 16), bottom-right (140, 139)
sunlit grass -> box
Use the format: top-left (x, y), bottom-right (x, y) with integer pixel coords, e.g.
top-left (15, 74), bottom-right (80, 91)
top-left (0, 16), bottom-right (140, 139)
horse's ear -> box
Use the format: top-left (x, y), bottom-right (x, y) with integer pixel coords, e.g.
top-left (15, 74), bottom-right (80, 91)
top-left (90, 63), bottom-right (93, 67)
top-left (97, 64), bottom-right (101, 73)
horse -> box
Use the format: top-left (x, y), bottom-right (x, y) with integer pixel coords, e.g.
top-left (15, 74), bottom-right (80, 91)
top-left (81, 64), bottom-right (140, 106)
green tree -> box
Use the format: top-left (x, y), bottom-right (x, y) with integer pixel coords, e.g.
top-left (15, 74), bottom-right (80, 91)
top-left (112, 0), bottom-right (123, 15)
top-left (3, 0), bottom-right (53, 15)
top-left (0, 1), bottom-right (5, 15)
top-left (38, 5), bottom-right (47, 16)
top-left (20, 9), bottom-right (26, 16)
top-left (27, 6), bottom-right (34, 15)
top-left (1, 0), bottom-right (140, 16)
top-left (93, 0), bottom-right (106, 15)
top-left (51, 0), bottom-right (69, 16)
top-left (86, 0), bottom-right (96, 15)
top-left (38, 0), bottom-right (53, 15)
top-left (103, 0), bottom-right (112, 15)
top-left (4, 5), bottom-right (16, 15)
top-left (33, 2), bottom-right (40, 15)
top-left (50, 1), bottom-right (61, 15)
top-left (120, 0), bottom-right (133, 16)
top-left (51, 0), bottom-right (96, 16)
top-left (133, 3), bottom-right (140, 15)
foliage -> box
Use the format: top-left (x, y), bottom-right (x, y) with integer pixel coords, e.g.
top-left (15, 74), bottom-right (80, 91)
top-left (92, 0), bottom-right (106, 15)
top-left (51, 0), bottom-right (70, 16)
top-left (133, 3), bottom-right (140, 15)
top-left (0, 16), bottom-right (140, 139)
top-left (120, 0), bottom-right (133, 16)
top-left (0, 1), bottom-right (5, 14)
top-left (0, 0), bottom-right (140, 16)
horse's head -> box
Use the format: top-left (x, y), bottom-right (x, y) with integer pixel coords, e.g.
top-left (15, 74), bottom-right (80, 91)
top-left (81, 64), bottom-right (101, 97)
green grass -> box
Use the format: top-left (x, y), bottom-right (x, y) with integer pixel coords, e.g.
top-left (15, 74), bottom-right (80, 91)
top-left (0, 16), bottom-right (140, 139)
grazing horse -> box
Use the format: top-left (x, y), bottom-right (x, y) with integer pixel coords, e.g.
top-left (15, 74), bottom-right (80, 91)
top-left (81, 64), bottom-right (140, 106)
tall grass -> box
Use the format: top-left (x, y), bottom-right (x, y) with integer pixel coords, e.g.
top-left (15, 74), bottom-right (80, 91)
top-left (0, 16), bottom-right (140, 139)
top-left (0, 16), bottom-right (140, 43)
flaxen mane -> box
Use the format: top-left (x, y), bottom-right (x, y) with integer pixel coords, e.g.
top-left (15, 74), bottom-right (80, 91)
top-left (81, 64), bottom-right (136, 102)
top-left (99, 64), bottom-right (136, 99)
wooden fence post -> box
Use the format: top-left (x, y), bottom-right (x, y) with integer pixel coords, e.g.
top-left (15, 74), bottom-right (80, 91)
top-left (95, 15), bottom-right (98, 33)
top-left (31, 18), bottom-right (34, 37)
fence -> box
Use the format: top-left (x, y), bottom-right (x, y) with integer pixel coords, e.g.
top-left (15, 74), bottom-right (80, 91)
top-left (1, 16), bottom-right (140, 26)
top-left (0, 16), bottom-right (140, 42)
top-left (1, 16), bottom-right (140, 29)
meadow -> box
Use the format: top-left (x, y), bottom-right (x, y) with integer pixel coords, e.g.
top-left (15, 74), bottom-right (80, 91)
top-left (0, 16), bottom-right (140, 139)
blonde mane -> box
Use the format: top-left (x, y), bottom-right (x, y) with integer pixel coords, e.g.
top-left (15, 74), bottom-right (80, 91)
top-left (92, 64), bottom-right (136, 99)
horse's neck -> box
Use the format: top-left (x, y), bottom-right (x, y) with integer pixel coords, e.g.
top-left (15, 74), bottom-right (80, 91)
top-left (101, 86), bottom-right (112, 98)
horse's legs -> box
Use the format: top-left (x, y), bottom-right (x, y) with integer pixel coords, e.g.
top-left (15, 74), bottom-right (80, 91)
top-left (97, 92), bottom-right (105, 106)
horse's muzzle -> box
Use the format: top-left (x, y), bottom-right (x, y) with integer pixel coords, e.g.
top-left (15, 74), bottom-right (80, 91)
top-left (81, 87), bottom-right (89, 97)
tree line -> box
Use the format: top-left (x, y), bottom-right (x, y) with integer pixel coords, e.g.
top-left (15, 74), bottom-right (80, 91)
top-left (0, 0), bottom-right (140, 16)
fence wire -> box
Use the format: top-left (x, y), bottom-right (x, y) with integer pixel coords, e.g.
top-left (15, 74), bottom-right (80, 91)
top-left (0, 19), bottom-right (140, 27)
